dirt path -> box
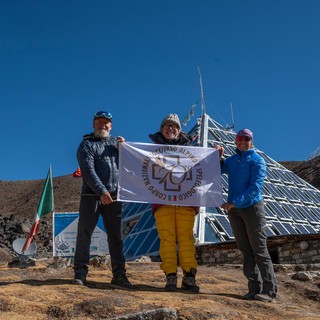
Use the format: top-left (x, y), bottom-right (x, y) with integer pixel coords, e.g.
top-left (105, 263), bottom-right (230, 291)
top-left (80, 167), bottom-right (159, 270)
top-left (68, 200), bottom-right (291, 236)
top-left (0, 260), bottom-right (319, 319)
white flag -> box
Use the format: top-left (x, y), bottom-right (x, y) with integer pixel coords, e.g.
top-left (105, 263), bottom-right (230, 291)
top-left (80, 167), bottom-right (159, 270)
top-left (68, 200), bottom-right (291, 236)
top-left (118, 142), bottom-right (223, 207)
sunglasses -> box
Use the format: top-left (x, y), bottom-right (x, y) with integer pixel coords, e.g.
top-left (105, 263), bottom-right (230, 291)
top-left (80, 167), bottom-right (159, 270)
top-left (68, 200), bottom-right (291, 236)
top-left (94, 111), bottom-right (112, 120)
top-left (162, 123), bottom-right (179, 129)
top-left (236, 136), bottom-right (251, 142)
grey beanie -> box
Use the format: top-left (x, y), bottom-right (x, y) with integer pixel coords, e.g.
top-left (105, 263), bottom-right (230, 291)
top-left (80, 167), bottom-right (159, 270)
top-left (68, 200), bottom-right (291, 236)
top-left (160, 113), bottom-right (181, 130)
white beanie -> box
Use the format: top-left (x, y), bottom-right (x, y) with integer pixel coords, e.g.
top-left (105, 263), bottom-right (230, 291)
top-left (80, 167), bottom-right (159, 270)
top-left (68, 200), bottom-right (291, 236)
top-left (160, 114), bottom-right (181, 130)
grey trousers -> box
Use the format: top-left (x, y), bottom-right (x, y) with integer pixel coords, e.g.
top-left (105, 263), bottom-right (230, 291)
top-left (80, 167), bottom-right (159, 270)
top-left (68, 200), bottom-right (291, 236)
top-left (74, 195), bottom-right (126, 277)
top-left (228, 201), bottom-right (277, 297)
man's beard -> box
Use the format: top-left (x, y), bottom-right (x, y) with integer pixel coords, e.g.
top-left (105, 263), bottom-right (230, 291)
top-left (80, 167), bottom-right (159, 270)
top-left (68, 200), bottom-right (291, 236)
top-left (94, 129), bottom-right (110, 139)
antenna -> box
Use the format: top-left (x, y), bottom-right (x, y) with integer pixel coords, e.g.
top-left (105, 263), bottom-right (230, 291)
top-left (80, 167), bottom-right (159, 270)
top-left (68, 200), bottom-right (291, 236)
top-left (198, 66), bottom-right (206, 115)
top-left (12, 237), bottom-right (37, 259)
top-left (197, 67), bottom-right (208, 147)
top-left (226, 103), bottom-right (235, 129)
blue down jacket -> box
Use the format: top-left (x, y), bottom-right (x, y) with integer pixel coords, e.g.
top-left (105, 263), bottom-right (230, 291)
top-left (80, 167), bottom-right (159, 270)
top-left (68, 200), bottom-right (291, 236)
top-left (221, 148), bottom-right (266, 208)
top-left (77, 133), bottom-right (119, 196)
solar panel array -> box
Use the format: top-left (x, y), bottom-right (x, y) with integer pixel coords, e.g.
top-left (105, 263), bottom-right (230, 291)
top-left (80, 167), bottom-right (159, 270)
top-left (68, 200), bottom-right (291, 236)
top-left (121, 114), bottom-right (320, 260)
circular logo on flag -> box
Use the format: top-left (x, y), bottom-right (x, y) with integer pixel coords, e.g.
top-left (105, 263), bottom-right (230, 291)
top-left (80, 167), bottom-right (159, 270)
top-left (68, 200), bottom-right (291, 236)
top-left (141, 145), bottom-right (204, 202)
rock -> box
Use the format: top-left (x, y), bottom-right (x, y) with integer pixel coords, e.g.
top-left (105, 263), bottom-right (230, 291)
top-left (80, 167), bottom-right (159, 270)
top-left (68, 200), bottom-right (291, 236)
top-left (109, 308), bottom-right (178, 320)
top-left (0, 247), bottom-right (13, 263)
top-left (7, 257), bottom-right (36, 268)
top-left (20, 222), bottom-right (32, 233)
top-left (134, 256), bottom-right (152, 263)
top-left (292, 271), bottom-right (320, 281)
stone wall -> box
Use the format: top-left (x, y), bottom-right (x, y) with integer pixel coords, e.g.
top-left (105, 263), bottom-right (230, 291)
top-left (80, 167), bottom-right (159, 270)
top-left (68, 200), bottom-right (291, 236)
top-left (196, 235), bottom-right (320, 265)
top-left (196, 243), bottom-right (242, 265)
top-left (278, 239), bottom-right (320, 264)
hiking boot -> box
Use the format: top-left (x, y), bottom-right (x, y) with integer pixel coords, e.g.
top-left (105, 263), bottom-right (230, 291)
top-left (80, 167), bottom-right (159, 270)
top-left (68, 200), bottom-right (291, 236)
top-left (243, 291), bottom-right (258, 300)
top-left (165, 273), bottom-right (177, 291)
top-left (181, 268), bottom-right (200, 293)
top-left (73, 274), bottom-right (86, 285)
top-left (111, 273), bottom-right (134, 289)
top-left (254, 293), bottom-right (275, 303)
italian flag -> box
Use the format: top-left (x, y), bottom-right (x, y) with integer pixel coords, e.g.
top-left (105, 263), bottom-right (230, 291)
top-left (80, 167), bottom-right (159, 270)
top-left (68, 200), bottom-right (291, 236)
top-left (22, 167), bottom-right (54, 253)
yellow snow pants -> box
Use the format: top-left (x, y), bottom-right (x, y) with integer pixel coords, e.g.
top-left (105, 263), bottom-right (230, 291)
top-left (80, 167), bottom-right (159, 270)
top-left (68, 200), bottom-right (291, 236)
top-left (154, 205), bottom-right (197, 275)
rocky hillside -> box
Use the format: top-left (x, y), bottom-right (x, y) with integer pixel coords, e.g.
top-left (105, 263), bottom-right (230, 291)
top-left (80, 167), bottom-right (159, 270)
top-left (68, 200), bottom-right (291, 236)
top-left (0, 175), bottom-right (82, 219)
top-left (0, 156), bottom-right (319, 220)
top-left (280, 155), bottom-right (320, 190)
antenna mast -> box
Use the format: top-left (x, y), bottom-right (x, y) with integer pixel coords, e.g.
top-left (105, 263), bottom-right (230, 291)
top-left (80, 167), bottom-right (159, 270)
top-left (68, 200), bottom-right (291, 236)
top-left (226, 103), bottom-right (235, 129)
top-left (197, 67), bottom-right (208, 147)
top-left (198, 66), bottom-right (206, 115)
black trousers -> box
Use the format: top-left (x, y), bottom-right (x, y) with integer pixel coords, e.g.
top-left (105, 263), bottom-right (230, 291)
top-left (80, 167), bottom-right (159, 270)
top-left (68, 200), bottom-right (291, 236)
top-left (74, 195), bottom-right (126, 277)
top-left (228, 201), bottom-right (277, 297)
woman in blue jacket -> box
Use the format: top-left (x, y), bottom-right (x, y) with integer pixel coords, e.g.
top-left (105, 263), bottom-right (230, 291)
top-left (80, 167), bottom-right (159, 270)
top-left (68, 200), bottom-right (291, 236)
top-left (218, 129), bottom-right (277, 302)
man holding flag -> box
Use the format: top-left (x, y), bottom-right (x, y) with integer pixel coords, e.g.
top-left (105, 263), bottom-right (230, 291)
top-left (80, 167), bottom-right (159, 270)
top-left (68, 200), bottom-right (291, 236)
top-left (22, 166), bottom-right (54, 253)
top-left (73, 110), bottom-right (133, 289)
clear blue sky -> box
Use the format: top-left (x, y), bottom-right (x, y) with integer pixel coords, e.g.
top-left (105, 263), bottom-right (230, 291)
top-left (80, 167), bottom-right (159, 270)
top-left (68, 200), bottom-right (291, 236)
top-left (1, 0), bottom-right (319, 181)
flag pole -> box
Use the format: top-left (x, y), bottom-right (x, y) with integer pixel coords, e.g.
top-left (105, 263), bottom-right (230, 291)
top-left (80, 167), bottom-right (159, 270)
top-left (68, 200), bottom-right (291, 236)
top-left (22, 166), bottom-right (54, 253)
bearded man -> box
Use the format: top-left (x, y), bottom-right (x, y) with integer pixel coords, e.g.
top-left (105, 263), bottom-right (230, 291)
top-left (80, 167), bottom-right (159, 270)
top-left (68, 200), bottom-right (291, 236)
top-left (73, 111), bottom-right (133, 289)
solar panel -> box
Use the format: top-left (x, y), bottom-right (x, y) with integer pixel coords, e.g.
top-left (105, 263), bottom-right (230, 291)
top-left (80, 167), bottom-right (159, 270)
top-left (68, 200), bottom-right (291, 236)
top-left (265, 201), bottom-right (292, 220)
top-left (303, 224), bottom-right (318, 234)
top-left (264, 183), bottom-right (286, 200)
top-left (123, 230), bottom-right (150, 259)
top-left (130, 211), bottom-right (154, 233)
top-left (272, 221), bottom-right (291, 235)
top-left (223, 145), bottom-right (236, 157)
top-left (266, 167), bottom-right (281, 182)
top-left (264, 201), bottom-right (277, 218)
top-left (225, 131), bottom-right (237, 142)
top-left (215, 130), bottom-right (230, 142)
top-left (295, 205), bottom-right (319, 224)
top-left (273, 169), bottom-right (295, 185)
top-left (134, 228), bottom-right (159, 257)
top-left (204, 219), bottom-right (226, 242)
top-left (214, 215), bottom-right (234, 239)
top-left (303, 189), bottom-right (320, 204)
top-left (295, 224), bottom-right (315, 234)
top-left (208, 129), bottom-right (220, 142)
top-left (208, 117), bottom-right (224, 130)
top-left (221, 175), bottom-right (229, 191)
top-left (265, 225), bottom-right (277, 237)
top-left (281, 222), bottom-right (299, 234)
top-left (286, 171), bottom-right (306, 187)
top-left (308, 207), bottom-right (320, 221)
top-left (122, 203), bottom-right (137, 219)
top-left (148, 233), bottom-right (160, 254)
top-left (290, 187), bottom-right (314, 204)
top-left (122, 202), bottom-right (151, 219)
top-left (277, 185), bottom-right (301, 202)
top-left (281, 203), bottom-right (307, 223)
top-left (262, 184), bottom-right (273, 199)
top-left (259, 152), bottom-right (277, 166)
top-left (206, 207), bottom-right (222, 214)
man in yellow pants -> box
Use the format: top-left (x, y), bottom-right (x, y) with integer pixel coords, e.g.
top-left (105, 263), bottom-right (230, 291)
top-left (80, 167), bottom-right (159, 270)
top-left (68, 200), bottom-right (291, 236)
top-left (149, 114), bottom-right (199, 292)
